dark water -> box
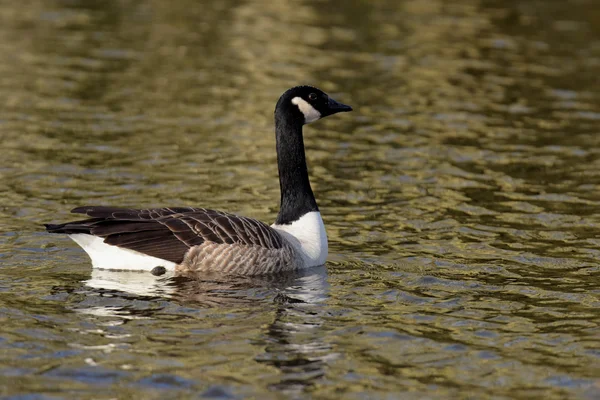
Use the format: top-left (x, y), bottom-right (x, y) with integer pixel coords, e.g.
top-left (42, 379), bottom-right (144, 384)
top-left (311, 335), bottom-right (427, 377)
top-left (1, 0), bottom-right (600, 398)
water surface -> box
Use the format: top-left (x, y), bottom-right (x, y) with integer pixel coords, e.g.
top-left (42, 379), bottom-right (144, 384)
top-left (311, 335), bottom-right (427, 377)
top-left (1, 0), bottom-right (600, 398)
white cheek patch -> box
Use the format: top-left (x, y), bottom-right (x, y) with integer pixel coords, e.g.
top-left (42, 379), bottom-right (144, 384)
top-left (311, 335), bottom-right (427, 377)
top-left (291, 97), bottom-right (321, 124)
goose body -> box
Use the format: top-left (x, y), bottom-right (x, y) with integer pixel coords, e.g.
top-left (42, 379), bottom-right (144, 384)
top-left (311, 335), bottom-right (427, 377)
top-left (45, 86), bottom-right (352, 275)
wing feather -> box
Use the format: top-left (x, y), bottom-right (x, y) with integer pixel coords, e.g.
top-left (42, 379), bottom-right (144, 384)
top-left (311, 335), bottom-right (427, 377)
top-left (50, 206), bottom-right (286, 263)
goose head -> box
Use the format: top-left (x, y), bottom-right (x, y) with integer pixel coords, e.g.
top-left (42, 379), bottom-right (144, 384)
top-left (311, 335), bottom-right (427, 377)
top-left (276, 86), bottom-right (353, 125)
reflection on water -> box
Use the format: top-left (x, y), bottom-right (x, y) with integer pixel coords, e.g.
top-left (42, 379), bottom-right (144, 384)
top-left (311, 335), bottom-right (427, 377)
top-left (82, 266), bottom-right (328, 308)
top-left (83, 269), bottom-right (177, 299)
top-left (1, 0), bottom-right (600, 398)
top-left (76, 267), bottom-right (331, 395)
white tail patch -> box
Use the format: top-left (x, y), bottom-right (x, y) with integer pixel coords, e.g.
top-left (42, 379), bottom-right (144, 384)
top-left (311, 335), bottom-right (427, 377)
top-left (69, 234), bottom-right (177, 271)
top-left (272, 211), bottom-right (328, 267)
top-left (291, 97), bottom-right (321, 124)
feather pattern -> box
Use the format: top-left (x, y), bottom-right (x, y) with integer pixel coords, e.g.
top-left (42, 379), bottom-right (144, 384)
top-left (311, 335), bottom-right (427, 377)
top-left (46, 206), bottom-right (301, 273)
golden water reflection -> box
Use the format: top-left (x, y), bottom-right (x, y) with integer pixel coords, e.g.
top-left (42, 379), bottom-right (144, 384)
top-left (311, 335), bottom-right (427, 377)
top-left (1, 0), bottom-right (599, 398)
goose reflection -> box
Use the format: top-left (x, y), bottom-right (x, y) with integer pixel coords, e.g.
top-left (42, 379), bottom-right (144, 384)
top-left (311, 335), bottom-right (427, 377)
top-left (77, 266), bottom-right (329, 314)
top-left (76, 266), bottom-right (335, 394)
top-left (253, 267), bottom-right (336, 394)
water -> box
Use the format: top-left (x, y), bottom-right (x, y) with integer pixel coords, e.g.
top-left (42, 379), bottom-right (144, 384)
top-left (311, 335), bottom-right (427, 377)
top-left (1, 0), bottom-right (599, 398)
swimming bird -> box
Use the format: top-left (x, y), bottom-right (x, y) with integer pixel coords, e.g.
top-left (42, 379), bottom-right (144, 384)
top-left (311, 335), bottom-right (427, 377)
top-left (45, 86), bottom-right (352, 275)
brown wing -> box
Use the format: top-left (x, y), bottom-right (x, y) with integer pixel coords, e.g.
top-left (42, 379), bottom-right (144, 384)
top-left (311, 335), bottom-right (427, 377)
top-left (46, 206), bottom-right (286, 264)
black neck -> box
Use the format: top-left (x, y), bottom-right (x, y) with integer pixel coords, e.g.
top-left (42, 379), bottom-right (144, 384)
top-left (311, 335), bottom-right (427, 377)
top-left (274, 109), bottom-right (318, 225)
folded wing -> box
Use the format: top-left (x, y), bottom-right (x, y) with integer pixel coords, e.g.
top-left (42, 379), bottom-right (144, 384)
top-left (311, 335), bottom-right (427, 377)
top-left (45, 206), bottom-right (285, 264)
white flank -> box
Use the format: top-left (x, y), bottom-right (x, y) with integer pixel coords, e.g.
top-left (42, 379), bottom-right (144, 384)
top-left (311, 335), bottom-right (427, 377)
top-left (271, 211), bottom-right (328, 267)
top-left (69, 234), bottom-right (177, 271)
top-left (291, 97), bottom-right (321, 124)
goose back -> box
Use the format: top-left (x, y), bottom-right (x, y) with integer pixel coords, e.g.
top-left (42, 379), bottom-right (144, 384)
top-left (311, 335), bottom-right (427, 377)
top-left (46, 206), bottom-right (303, 274)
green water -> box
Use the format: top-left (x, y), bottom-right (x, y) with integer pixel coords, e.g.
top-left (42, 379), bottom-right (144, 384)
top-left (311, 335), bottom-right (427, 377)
top-left (1, 0), bottom-right (599, 398)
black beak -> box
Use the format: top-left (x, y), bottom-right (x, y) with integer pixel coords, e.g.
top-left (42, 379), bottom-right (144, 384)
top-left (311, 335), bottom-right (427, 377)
top-left (326, 97), bottom-right (353, 115)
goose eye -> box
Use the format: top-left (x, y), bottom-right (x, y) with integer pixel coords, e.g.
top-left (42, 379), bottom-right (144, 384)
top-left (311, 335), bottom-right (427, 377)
top-left (308, 93), bottom-right (317, 101)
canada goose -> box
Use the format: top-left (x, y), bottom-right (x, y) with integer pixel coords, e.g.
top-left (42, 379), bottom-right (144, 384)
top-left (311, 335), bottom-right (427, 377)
top-left (45, 86), bottom-right (352, 275)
